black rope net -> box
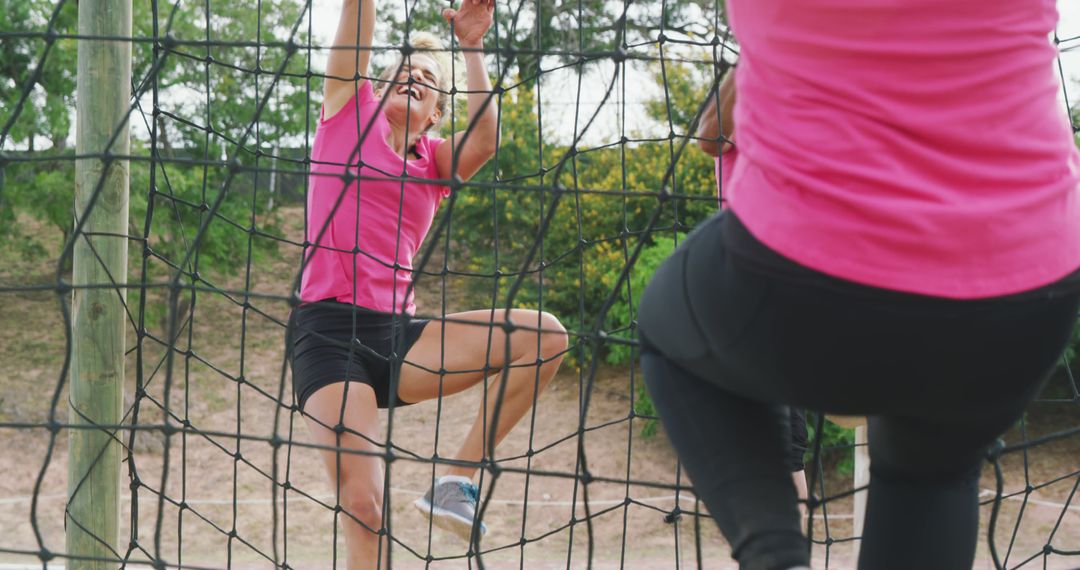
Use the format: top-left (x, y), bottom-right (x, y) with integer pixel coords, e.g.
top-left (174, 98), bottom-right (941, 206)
top-left (1, 0), bottom-right (1078, 568)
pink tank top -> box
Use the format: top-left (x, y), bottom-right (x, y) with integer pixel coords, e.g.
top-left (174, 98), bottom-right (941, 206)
top-left (300, 81), bottom-right (446, 314)
top-left (726, 0), bottom-right (1080, 298)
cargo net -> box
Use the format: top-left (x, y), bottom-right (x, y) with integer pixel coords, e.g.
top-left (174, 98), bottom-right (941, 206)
top-left (0, 0), bottom-right (1079, 568)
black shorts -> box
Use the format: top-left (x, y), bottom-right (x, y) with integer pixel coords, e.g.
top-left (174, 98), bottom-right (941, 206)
top-left (288, 300), bottom-right (430, 410)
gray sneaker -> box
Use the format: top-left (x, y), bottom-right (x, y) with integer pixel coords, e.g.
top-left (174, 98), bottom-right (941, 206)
top-left (413, 475), bottom-right (489, 541)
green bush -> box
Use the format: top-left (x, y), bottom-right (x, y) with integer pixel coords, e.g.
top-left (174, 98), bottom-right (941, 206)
top-left (0, 152), bottom-right (76, 259)
top-left (633, 383), bottom-right (659, 438)
top-left (438, 79), bottom-right (716, 438)
top-left (806, 415), bottom-right (857, 476)
top-left (444, 83), bottom-right (716, 335)
top-left (125, 146), bottom-right (284, 329)
top-left (604, 235), bottom-right (684, 366)
top-left (614, 237), bottom-right (685, 439)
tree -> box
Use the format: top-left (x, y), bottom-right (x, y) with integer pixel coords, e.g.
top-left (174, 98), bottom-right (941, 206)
top-left (378, 0), bottom-right (725, 85)
top-left (1, 0), bottom-right (307, 275)
top-left (132, 0), bottom-right (316, 155)
top-left (0, 0), bottom-right (77, 150)
top-left (645, 57), bottom-right (714, 138)
top-left (442, 74), bottom-right (717, 340)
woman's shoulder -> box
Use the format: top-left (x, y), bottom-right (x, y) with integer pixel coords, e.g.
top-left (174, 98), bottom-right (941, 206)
top-left (415, 133), bottom-right (445, 159)
top-left (320, 80), bottom-right (380, 126)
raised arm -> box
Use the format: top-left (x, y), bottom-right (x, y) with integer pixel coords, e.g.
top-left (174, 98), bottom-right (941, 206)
top-left (435, 0), bottom-right (498, 182)
top-left (697, 67), bottom-right (736, 157)
top-left (323, 0), bottom-right (377, 119)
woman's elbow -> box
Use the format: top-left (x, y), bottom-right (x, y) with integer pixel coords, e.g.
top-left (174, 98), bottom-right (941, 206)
top-left (697, 137), bottom-right (720, 157)
top-left (696, 119), bottom-right (722, 156)
top-left (475, 126), bottom-right (498, 160)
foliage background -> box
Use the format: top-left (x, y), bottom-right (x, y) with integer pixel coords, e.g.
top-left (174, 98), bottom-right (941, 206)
top-left (2, 0), bottom-right (1078, 460)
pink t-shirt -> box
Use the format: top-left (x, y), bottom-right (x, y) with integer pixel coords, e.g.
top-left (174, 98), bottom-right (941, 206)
top-left (725, 0), bottom-right (1080, 298)
top-left (300, 81), bottom-right (447, 314)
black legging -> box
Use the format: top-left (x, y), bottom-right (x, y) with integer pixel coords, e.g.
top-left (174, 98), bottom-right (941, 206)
top-left (637, 212), bottom-right (1079, 570)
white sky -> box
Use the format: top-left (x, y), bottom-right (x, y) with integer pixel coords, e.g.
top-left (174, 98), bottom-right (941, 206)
top-left (1059, 0), bottom-right (1080, 110)
top-left (306, 0), bottom-right (1080, 147)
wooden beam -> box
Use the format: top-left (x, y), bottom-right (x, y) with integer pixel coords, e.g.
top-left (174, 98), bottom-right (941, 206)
top-left (68, 1), bottom-right (131, 567)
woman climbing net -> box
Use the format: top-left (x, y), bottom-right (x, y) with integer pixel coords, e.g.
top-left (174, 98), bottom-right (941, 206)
top-left (0, 0), bottom-right (1078, 569)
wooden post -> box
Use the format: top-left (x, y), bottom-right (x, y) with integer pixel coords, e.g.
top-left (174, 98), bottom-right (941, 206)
top-left (68, 1), bottom-right (131, 568)
top-left (852, 425), bottom-right (870, 565)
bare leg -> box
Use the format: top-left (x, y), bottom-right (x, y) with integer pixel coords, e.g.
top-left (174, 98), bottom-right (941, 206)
top-left (399, 309), bottom-right (568, 478)
top-left (303, 383), bottom-right (389, 570)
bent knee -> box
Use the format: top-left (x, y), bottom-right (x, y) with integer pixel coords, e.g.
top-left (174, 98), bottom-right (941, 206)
top-left (341, 485), bottom-right (385, 533)
top-left (538, 312), bottom-right (569, 359)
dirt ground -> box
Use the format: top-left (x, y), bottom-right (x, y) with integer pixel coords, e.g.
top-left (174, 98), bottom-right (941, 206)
top-left (1, 208), bottom-right (1078, 569)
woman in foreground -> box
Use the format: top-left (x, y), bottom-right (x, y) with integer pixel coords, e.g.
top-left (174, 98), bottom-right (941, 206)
top-left (290, 1), bottom-right (568, 567)
top-left (640, 1), bottom-right (1080, 569)
top-left (696, 63), bottom-right (810, 509)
